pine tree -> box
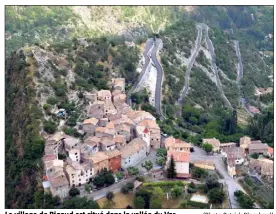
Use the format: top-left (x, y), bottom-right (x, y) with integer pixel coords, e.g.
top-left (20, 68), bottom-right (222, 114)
top-left (167, 155), bottom-right (176, 178)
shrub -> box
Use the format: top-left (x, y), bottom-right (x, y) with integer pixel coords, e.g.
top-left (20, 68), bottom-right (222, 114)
top-left (69, 187), bottom-right (80, 197)
top-left (207, 187), bottom-right (225, 204)
top-left (171, 185), bottom-right (183, 199)
top-left (115, 171), bottom-right (124, 180)
top-left (143, 181), bottom-right (186, 187)
top-left (46, 97), bottom-right (57, 105)
top-left (179, 200), bottom-right (188, 208)
top-left (106, 191), bottom-right (114, 201)
top-left (121, 186), bottom-right (129, 194)
top-left (134, 196), bottom-right (145, 209)
top-left (136, 176), bottom-right (145, 182)
top-left (187, 187), bottom-right (197, 193)
top-left (43, 120), bottom-right (57, 134)
top-left (187, 200), bottom-right (209, 209)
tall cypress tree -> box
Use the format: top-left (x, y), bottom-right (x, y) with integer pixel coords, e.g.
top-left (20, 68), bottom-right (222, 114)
top-left (167, 155), bottom-right (176, 178)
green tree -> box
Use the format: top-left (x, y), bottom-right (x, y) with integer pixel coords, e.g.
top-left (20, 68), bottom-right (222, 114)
top-left (150, 198), bottom-right (162, 208)
top-left (141, 160), bottom-right (153, 172)
top-left (134, 196), bottom-right (145, 208)
top-left (167, 155), bottom-right (176, 178)
top-left (127, 167), bottom-right (140, 176)
top-left (171, 185), bottom-right (183, 199)
top-left (179, 200), bottom-right (188, 208)
top-left (207, 187), bottom-right (225, 204)
top-left (105, 173), bottom-right (115, 186)
top-left (69, 187), bottom-right (80, 197)
top-left (192, 167), bottom-right (207, 179)
top-left (251, 153), bottom-right (259, 159)
top-left (234, 190), bottom-right (255, 208)
top-left (62, 197), bottom-right (99, 209)
top-left (84, 184), bottom-right (91, 193)
top-left (93, 175), bottom-right (105, 188)
top-left (205, 176), bottom-right (220, 192)
top-left (106, 191), bottom-right (114, 201)
top-left (43, 120), bottom-right (57, 134)
top-left (202, 143), bottom-right (213, 153)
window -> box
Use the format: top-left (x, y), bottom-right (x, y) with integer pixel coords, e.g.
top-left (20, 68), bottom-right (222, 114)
top-left (79, 179), bottom-right (81, 181)
top-left (75, 153), bottom-right (77, 155)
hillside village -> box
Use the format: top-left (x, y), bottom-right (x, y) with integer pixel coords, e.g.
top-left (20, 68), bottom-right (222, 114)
top-left (41, 77), bottom-right (274, 209)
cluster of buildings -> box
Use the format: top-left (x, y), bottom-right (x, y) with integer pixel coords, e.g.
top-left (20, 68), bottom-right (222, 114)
top-left (164, 137), bottom-right (191, 178)
top-left (202, 136), bottom-right (274, 178)
top-left (42, 78), bottom-right (161, 199)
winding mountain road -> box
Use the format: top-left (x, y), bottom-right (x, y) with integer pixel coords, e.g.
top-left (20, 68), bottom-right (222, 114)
top-left (234, 40), bottom-right (243, 86)
top-left (127, 38), bottom-right (154, 105)
top-left (203, 24), bottom-right (233, 111)
top-left (151, 38), bottom-right (165, 120)
top-left (178, 24), bottom-right (203, 104)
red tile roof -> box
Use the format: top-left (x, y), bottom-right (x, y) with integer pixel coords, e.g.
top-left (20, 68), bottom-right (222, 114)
top-left (168, 151), bottom-right (190, 162)
top-left (268, 146), bottom-right (274, 154)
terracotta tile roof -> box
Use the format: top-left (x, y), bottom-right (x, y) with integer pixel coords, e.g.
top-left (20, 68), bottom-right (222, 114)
top-left (83, 118), bottom-right (99, 125)
top-left (227, 158), bottom-right (236, 167)
top-left (113, 115), bottom-right (135, 126)
top-left (85, 152), bottom-right (109, 163)
top-left (125, 110), bottom-right (155, 123)
top-left (268, 146), bottom-right (274, 154)
top-left (165, 137), bottom-right (191, 149)
top-left (120, 138), bottom-right (147, 158)
top-left (167, 151), bottom-right (190, 162)
top-left (116, 123), bottom-right (131, 132)
top-left (224, 147), bottom-right (245, 159)
top-left (106, 121), bottom-right (115, 129)
top-left (104, 149), bottom-right (121, 158)
top-left (100, 137), bottom-right (115, 146)
top-left (49, 173), bottom-right (69, 188)
top-left (84, 136), bottom-right (101, 146)
top-left (248, 143), bottom-right (268, 150)
top-left (45, 160), bottom-right (64, 170)
top-left (248, 105), bottom-right (260, 114)
top-left (46, 132), bottom-right (65, 145)
top-left (203, 138), bottom-right (220, 147)
top-left (43, 155), bottom-right (57, 162)
top-left (114, 135), bottom-right (126, 143)
top-left (112, 90), bottom-right (122, 96)
top-left (113, 93), bottom-right (126, 101)
top-left (138, 119), bottom-right (160, 130)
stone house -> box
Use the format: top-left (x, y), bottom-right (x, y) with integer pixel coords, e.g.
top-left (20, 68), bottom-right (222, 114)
top-left (65, 161), bottom-right (94, 187)
top-left (97, 90), bottom-right (112, 101)
top-left (83, 136), bottom-right (101, 155)
top-left (120, 138), bottom-right (147, 168)
top-left (103, 101), bottom-right (117, 117)
top-left (165, 137), bottom-right (191, 152)
top-left (259, 159), bottom-right (273, 178)
top-left (95, 123), bottom-right (117, 139)
top-left (135, 126), bottom-right (151, 154)
top-left (114, 135), bottom-right (126, 149)
top-left (100, 137), bottom-right (116, 151)
top-left (63, 136), bottom-right (80, 152)
top-left (83, 152), bottom-right (109, 174)
top-left (44, 132), bottom-right (65, 156)
top-left (166, 151), bottom-right (190, 178)
top-left (222, 147), bottom-right (245, 165)
top-left (112, 91), bottom-right (126, 106)
top-left (111, 78), bottom-right (125, 92)
top-left (239, 136), bottom-right (251, 151)
top-left (126, 111), bottom-right (156, 124)
top-left (202, 138), bottom-right (220, 152)
top-left (248, 141), bottom-right (268, 155)
top-left (115, 123), bottom-right (132, 142)
top-left (220, 142), bottom-right (236, 152)
top-left (137, 119), bottom-right (161, 149)
top-left (82, 118), bottom-right (99, 135)
top-left (105, 149), bottom-right (122, 172)
top-left (87, 101), bottom-right (105, 119)
top-left (48, 171), bottom-right (70, 199)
